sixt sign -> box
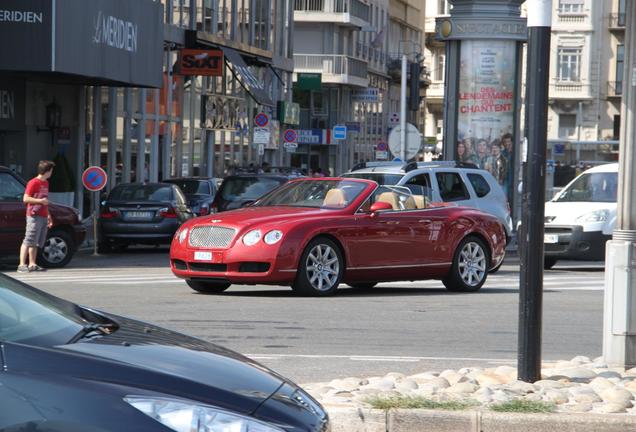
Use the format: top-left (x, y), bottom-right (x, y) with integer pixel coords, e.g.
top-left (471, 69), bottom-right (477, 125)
top-left (178, 49), bottom-right (223, 76)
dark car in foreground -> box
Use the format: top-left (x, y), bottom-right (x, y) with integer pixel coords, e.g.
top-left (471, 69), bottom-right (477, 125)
top-left (164, 177), bottom-right (219, 216)
top-left (213, 171), bottom-right (303, 212)
top-left (0, 273), bottom-right (329, 431)
top-left (0, 166), bottom-right (86, 268)
top-left (99, 182), bottom-right (194, 250)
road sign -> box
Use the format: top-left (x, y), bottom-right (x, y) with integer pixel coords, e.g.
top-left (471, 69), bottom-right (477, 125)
top-left (254, 112), bottom-right (269, 127)
top-left (333, 125), bottom-right (347, 140)
top-left (389, 112), bottom-right (400, 125)
top-left (375, 150), bottom-right (388, 160)
top-left (82, 166), bottom-right (108, 192)
top-left (377, 141), bottom-right (387, 152)
top-left (253, 127), bottom-right (270, 144)
top-left (388, 123), bottom-right (422, 160)
top-left (284, 129), bottom-right (297, 143)
top-left (283, 142), bottom-right (298, 151)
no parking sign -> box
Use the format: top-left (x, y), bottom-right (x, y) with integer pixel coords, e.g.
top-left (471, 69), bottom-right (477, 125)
top-left (82, 166), bottom-right (108, 192)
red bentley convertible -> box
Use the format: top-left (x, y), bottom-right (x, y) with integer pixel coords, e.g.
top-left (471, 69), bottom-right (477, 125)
top-left (169, 178), bottom-right (506, 296)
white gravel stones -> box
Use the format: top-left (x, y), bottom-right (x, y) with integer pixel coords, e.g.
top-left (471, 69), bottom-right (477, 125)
top-left (302, 356), bottom-right (636, 415)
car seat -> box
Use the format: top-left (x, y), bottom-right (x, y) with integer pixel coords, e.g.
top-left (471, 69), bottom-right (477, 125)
top-left (404, 196), bottom-right (417, 210)
top-left (323, 189), bottom-right (347, 207)
top-left (376, 192), bottom-right (400, 210)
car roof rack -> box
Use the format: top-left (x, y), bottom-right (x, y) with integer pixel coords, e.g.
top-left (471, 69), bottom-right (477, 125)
top-left (415, 160), bottom-right (480, 169)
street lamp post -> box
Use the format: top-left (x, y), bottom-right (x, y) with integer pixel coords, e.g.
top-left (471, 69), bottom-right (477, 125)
top-left (603, 0), bottom-right (636, 369)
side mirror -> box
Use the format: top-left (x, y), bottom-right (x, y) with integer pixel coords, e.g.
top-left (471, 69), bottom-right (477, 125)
top-left (369, 201), bottom-right (392, 216)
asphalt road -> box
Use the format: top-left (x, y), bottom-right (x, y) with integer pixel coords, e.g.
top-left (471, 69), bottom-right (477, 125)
top-left (3, 248), bottom-right (605, 384)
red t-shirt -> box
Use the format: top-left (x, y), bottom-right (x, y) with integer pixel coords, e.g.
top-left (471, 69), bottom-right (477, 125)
top-left (25, 178), bottom-right (49, 217)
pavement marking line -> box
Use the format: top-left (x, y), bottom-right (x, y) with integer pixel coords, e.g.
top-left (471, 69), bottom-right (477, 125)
top-left (244, 353), bottom-right (519, 363)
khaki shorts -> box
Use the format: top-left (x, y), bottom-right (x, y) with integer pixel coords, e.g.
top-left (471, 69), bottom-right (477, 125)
top-left (23, 216), bottom-right (48, 248)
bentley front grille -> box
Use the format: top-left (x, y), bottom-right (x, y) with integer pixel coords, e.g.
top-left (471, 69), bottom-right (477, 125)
top-left (188, 226), bottom-right (236, 248)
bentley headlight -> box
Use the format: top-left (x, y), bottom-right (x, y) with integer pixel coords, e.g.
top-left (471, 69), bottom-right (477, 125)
top-left (264, 230), bottom-right (283, 245)
top-left (124, 397), bottom-right (284, 432)
top-left (576, 209), bottom-right (609, 223)
top-left (243, 229), bottom-right (262, 246)
top-left (178, 227), bottom-right (189, 244)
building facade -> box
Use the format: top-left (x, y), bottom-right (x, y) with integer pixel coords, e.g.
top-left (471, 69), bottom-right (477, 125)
top-left (0, 0), bottom-right (295, 216)
top-left (424, 0), bottom-right (624, 167)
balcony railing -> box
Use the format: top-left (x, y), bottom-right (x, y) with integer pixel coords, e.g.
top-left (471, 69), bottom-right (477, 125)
top-left (557, 12), bottom-right (587, 24)
top-left (294, 0), bottom-right (369, 22)
top-left (608, 81), bottom-right (623, 98)
top-left (294, 54), bottom-right (368, 86)
top-left (609, 12), bottom-right (626, 29)
top-left (550, 81), bottom-right (592, 99)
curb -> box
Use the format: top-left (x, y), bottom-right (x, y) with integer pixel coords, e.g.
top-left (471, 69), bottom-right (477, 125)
top-left (326, 407), bottom-right (636, 432)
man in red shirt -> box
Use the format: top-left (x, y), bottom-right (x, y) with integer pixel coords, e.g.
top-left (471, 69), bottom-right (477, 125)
top-left (18, 160), bottom-right (55, 273)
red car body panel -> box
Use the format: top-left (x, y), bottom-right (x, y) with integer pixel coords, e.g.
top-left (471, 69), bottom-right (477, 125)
top-left (169, 178), bottom-right (506, 287)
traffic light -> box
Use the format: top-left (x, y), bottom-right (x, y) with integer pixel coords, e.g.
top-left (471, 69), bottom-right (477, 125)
top-left (409, 61), bottom-right (421, 111)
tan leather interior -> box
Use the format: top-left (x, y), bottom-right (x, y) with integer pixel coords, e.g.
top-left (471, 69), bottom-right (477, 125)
top-left (404, 196), bottom-right (417, 210)
top-left (412, 195), bottom-right (429, 209)
top-left (323, 188), bottom-right (347, 207)
top-left (376, 192), bottom-right (400, 210)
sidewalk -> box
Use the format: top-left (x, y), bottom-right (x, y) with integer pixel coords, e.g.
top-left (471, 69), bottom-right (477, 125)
top-left (303, 357), bottom-right (636, 431)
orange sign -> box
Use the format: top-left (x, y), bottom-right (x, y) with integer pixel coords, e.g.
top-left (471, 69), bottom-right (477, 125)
top-left (178, 49), bottom-right (223, 76)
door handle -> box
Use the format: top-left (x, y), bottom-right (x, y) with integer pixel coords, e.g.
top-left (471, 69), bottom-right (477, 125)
top-left (418, 219), bottom-right (432, 224)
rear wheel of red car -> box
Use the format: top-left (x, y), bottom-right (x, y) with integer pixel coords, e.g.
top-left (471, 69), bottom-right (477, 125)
top-left (443, 236), bottom-right (489, 292)
top-left (38, 229), bottom-right (75, 268)
top-left (348, 282), bottom-right (377, 289)
top-left (293, 237), bottom-right (343, 296)
top-left (186, 280), bottom-right (231, 294)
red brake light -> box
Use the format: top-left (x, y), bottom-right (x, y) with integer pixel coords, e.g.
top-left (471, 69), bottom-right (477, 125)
top-left (199, 206), bottom-right (210, 216)
top-left (159, 207), bottom-right (178, 218)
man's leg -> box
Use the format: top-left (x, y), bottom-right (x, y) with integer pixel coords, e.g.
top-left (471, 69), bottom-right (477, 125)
top-left (27, 246), bottom-right (38, 268)
top-left (19, 243), bottom-right (28, 267)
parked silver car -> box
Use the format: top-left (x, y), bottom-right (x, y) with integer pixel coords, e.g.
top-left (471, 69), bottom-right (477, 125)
top-left (343, 161), bottom-right (513, 240)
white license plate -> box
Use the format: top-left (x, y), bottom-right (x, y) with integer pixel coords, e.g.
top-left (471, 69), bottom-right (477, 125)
top-left (127, 211), bottom-right (153, 219)
top-left (194, 251), bottom-right (213, 261)
top-left (544, 234), bottom-right (559, 244)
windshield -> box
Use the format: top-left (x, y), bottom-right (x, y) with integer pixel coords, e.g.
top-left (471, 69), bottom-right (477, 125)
top-left (220, 177), bottom-right (286, 201)
top-left (554, 172), bottom-right (617, 203)
top-left (342, 172), bottom-right (404, 185)
top-left (0, 275), bottom-right (85, 346)
top-left (166, 180), bottom-right (210, 195)
top-left (254, 179), bottom-right (368, 209)
top-left (109, 184), bottom-right (172, 202)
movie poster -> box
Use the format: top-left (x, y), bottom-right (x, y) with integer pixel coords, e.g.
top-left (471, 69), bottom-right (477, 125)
top-left (456, 40), bottom-right (516, 196)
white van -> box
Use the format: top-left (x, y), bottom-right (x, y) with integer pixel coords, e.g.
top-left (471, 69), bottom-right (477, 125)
top-left (543, 163), bottom-right (617, 269)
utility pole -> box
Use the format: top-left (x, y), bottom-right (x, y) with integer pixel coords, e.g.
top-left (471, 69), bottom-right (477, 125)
top-left (603, 0), bottom-right (636, 368)
top-left (518, 0), bottom-right (552, 383)
top-left (400, 54), bottom-right (407, 161)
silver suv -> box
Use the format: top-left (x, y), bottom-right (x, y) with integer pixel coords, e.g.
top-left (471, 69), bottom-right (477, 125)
top-left (343, 161), bottom-right (513, 240)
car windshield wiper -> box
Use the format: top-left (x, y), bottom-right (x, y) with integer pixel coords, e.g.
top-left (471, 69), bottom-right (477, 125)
top-left (67, 322), bottom-right (119, 344)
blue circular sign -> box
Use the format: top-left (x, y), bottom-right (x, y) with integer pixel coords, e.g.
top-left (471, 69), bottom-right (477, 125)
top-left (82, 166), bottom-right (108, 192)
top-left (284, 129), bottom-right (297, 143)
top-left (254, 112), bottom-right (269, 127)
top-left (377, 141), bottom-right (387, 151)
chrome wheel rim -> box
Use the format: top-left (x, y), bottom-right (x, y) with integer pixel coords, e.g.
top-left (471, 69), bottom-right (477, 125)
top-left (458, 241), bottom-right (486, 287)
top-left (305, 244), bottom-right (340, 292)
top-left (42, 236), bottom-right (68, 264)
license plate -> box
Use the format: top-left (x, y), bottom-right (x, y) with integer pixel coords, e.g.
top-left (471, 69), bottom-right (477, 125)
top-left (194, 251), bottom-right (213, 261)
top-left (544, 234), bottom-right (559, 244)
top-left (126, 211), bottom-right (153, 219)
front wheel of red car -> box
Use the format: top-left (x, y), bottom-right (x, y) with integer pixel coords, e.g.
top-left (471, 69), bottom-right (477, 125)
top-left (293, 237), bottom-right (343, 296)
top-left (443, 236), bottom-right (489, 292)
top-left (38, 229), bottom-right (75, 268)
top-left (186, 280), bottom-right (231, 294)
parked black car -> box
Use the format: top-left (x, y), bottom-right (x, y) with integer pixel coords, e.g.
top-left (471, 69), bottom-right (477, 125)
top-left (164, 177), bottom-right (219, 216)
top-left (99, 183), bottom-right (193, 250)
top-left (0, 166), bottom-right (86, 268)
top-left (213, 172), bottom-right (303, 212)
top-left (0, 274), bottom-right (329, 431)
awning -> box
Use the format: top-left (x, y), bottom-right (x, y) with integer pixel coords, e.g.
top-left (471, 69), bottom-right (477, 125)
top-left (0, 0), bottom-right (163, 88)
top-left (222, 47), bottom-right (274, 107)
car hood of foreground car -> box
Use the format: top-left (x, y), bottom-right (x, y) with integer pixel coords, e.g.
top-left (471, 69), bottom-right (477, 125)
top-left (192, 206), bottom-right (342, 229)
top-left (3, 315), bottom-right (287, 416)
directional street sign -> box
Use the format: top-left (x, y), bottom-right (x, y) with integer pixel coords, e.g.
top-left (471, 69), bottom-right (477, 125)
top-left (333, 125), bottom-right (347, 140)
top-left (82, 166), bottom-right (108, 192)
top-left (254, 112), bottom-right (269, 127)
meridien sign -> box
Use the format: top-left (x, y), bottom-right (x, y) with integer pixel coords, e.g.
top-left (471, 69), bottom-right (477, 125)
top-left (93, 11), bottom-right (138, 53)
top-left (0, 10), bottom-right (43, 23)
